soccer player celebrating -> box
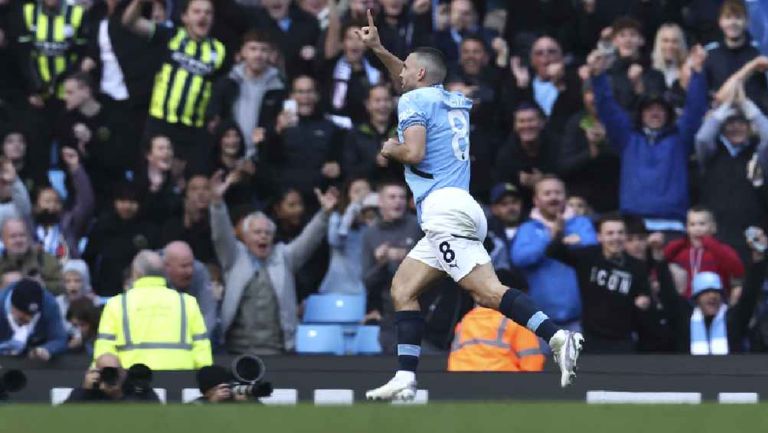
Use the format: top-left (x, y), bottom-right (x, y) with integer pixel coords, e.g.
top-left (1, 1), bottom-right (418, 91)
top-left (357, 10), bottom-right (584, 401)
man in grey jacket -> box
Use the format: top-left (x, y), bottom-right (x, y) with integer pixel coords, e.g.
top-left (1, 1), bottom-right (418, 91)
top-left (163, 241), bottom-right (218, 340)
top-left (695, 89), bottom-right (768, 260)
top-left (210, 171), bottom-right (338, 354)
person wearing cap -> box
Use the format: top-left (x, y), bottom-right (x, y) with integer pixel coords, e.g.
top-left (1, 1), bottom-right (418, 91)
top-left (587, 40), bottom-right (709, 232)
top-left (82, 182), bottom-right (161, 297)
top-left (0, 278), bottom-right (67, 360)
top-left (696, 56), bottom-right (768, 262)
top-left (658, 228), bottom-right (767, 354)
top-left (192, 365), bottom-right (250, 404)
top-left (486, 183), bottom-right (524, 273)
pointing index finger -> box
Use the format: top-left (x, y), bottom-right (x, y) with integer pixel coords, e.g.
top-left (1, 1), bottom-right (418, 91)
top-left (367, 8), bottom-right (374, 27)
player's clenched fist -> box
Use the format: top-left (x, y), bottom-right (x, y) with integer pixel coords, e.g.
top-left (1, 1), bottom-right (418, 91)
top-left (380, 137), bottom-right (400, 159)
top-left (354, 9), bottom-right (381, 49)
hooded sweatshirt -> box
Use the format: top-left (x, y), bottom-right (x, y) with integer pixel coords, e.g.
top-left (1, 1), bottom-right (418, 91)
top-left (230, 64), bottom-right (284, 156)
top-left (56, 259), bottom-right (97, 334)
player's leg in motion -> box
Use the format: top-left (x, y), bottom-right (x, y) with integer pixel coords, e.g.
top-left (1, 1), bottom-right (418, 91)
top-left (365, 257), bottom-right (443, 401)
top-left (459, 263), bottom-right (584, 387)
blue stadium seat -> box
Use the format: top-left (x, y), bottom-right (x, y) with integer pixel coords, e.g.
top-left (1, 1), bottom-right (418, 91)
top-left (303, 294), bottom-right (365, 324)
top-left (295, 324), bottom-right (345, 355)
top-left (352, 325), bottom-right (382, 355)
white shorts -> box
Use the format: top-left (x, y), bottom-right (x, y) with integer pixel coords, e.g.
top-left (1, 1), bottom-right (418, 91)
top-left (407, 187), bottom-right (491, 281)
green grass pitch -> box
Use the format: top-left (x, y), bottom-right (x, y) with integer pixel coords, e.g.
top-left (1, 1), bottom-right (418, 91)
top-left (2, 402), bottom-right (767, 433)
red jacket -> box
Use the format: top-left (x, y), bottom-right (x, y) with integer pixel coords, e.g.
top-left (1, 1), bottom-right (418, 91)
top-left (663, 236), bottom-right (744, 298)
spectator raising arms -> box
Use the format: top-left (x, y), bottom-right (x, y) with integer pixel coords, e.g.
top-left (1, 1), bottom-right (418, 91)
top-left (588, 43), bottom-right (708, 232)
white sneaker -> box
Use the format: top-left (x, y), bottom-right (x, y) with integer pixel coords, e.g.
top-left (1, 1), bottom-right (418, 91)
top-left (549, 330), bottom-right (584, 388)
top-left (365, 373), bottom-right (417, 401)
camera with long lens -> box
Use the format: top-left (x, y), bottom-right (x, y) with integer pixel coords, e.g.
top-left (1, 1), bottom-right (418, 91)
top-left (228, 355), bottom-right (272, 399)
top-left (0, 369), bottom-right (27, 401)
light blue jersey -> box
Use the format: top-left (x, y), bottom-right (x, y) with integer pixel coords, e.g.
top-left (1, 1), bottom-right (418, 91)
top-left (397, 85), bottom-right (472, 216)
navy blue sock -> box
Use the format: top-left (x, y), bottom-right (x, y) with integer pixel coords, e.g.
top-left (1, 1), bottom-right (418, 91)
top-left (395, 310), bottom-right (424, 372)
top-left (499, 288), bottom-right (559, 342)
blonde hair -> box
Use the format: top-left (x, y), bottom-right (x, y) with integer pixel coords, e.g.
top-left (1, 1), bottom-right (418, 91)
top-left (651, 23), bottom-right (689, 72)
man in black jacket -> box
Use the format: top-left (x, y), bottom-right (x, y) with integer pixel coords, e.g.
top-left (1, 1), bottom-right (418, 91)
top-left (342, 84), bottom-right (402, 184)
top-left (704, 1), bottom-right (768, 111)
top-left (261, 76), bottom-right (344, 199)
top-left (658, 227), bottom-right (766, 354)
top-left (66, 353), bottom-right (160, 403)
top-left (547, 213), bottom-right (650, 353)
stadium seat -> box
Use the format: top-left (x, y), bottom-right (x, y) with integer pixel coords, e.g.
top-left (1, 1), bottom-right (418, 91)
top-left (352, 325), bottom-right (382, 354)
top-left (296, 324), bottom-right (345, 355)
top-left (303, 294), bottom-right (365, 324)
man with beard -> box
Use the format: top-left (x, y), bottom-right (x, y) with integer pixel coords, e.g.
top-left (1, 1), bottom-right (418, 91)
top-left (123, 0), bottom-right (227, 171)
top-left (511, 176), bottom-right (597, 330)
top-left (546, 214), bottom-right (651, 353)
top-left (33, 147), bottom-right (94, 262)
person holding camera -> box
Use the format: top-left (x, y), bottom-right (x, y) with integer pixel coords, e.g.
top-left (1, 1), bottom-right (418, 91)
top-left (66, 353), bottom-right (160, 403)
top-left (193, 365), bottom-right (246, 404)
top-left (193, 358), bottom-right (272, 404)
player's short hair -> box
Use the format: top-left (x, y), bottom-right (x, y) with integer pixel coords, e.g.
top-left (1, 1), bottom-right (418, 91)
top-left (413, 47), bottom-right (448, 85)
top-left (595, 212), bottom-right (626, 233)
top-left (720, 0), bottom-right (747, 19)
top-left (241, 29), bottom-right (274, 49)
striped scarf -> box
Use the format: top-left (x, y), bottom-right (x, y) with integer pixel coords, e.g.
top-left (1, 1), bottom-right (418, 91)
top-left (690, 304), bottom-right (729, 355)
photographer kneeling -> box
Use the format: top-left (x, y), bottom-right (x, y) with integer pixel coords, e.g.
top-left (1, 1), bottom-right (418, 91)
top-left (193, 357), bottom-right (272, 404)
top-left (66, 354), bottom-right (160, 403)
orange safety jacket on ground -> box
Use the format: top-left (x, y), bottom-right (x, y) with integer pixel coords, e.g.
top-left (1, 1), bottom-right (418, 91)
top-left (447, 307), bottom-right (545, 372)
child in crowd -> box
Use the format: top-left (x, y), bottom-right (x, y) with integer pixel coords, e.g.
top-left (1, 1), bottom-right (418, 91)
top-left (664, 207), bottom-right (745, 301)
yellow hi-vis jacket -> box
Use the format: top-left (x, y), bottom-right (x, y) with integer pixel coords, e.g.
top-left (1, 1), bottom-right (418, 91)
top-left (447, 307), bottom-right (545, 372)
top-left (94, 276), bottom-right (212, 370)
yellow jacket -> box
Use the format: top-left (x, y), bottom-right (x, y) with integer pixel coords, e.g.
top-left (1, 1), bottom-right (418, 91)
top-left (448, 307), bottom-right (545, 372)
top-left (94, 276), bottom-right (212, 370)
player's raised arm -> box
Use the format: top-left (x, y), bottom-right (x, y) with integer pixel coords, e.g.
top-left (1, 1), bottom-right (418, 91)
top-left (122, 0), bottom-right (156, 39)
top-left (356, 9), bottom-right (405, 92)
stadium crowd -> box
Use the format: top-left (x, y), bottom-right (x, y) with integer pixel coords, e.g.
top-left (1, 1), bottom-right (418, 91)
top-left (2, 0), bottom-right (768, 372)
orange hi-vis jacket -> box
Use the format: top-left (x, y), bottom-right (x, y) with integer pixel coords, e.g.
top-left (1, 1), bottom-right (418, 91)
top-left (447, 307), bottom-right (545, 372)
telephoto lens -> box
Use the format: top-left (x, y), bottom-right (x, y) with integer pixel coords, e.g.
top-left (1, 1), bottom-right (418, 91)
top-left (230, 382), bottom-right (274, 398)
top-left (125, 364), bottom-right (153, 395)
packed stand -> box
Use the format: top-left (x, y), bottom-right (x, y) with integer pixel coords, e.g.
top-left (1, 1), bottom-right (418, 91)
top-left (1, 0), bottom-right (768, 369)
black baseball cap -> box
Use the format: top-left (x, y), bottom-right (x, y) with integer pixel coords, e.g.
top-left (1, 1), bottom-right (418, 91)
top-left (490, 183), bottom-right (521, 204)
top-left (11, 279), bottom-right (43, 315)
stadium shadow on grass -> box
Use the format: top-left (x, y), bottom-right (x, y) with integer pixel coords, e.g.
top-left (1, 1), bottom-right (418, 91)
top-left (3, 403), bottom-right (768, 433)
